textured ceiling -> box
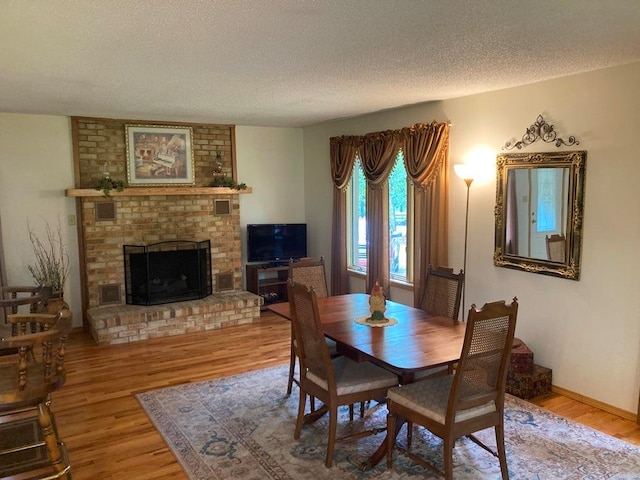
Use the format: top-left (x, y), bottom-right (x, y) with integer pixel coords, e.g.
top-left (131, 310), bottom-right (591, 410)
top-left (1, 0), bottom-right (640, 127)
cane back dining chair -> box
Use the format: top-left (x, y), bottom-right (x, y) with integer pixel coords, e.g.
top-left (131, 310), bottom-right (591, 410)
top-left (287, 280), bottom-right (399, 468)
top-left (420, 266), bottom-right (464, 320)
top-left (415, 266), bottom-right (465, 380)
top-left (286, 257), bottom-right (337, 395)
top-left (545, 234), bottom-right (566, 263)
top-left (386, 298), bottom-right (518, 480)
top-left (0, 308), bottom-right (73, 479)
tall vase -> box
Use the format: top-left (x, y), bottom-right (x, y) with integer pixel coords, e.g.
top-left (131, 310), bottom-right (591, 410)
top-left (46, 290), bottom-right (69, 315)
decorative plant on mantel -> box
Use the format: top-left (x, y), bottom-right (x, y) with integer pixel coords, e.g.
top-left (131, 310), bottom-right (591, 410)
top-left (95, 163), bottom-right (126, 196)
top-left (27, 217), bottom-right (70, 295)
top-left (208, 161), bottom-right (248, 190)
top-left (95, 176), bottom-right (126, 196)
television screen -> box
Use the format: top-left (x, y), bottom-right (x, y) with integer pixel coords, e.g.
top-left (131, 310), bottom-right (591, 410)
top-left (247, 224), bottom-right (307, 263)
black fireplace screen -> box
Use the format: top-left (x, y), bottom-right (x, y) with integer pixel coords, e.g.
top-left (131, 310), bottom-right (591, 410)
top-left (123, 240), bottom-right (212, 306)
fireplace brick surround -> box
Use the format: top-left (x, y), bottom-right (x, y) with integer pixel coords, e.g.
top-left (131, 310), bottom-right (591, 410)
top-left (69, 117), bottom-right (262, 345)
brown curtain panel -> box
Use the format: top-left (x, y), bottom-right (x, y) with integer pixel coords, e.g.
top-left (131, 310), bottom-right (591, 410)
top-left (400, 122), bottom-right (450, 307)
top-left (360, 130), bottom-right (399, 293)
top-left (329, 135), bottom-right (359, 295)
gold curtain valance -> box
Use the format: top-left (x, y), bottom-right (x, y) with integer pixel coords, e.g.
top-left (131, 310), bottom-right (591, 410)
top-left (400, 121), bottom-right (450, 188)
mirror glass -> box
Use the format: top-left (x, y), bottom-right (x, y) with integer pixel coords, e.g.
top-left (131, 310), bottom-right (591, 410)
top-left (494, 151), bottom-right (586, 280)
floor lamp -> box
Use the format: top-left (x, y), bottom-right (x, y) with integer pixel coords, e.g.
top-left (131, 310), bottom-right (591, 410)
top-left (454, 164), bottom-right (475, 321)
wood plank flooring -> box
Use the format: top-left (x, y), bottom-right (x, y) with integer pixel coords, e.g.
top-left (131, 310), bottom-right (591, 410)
top-left (39, 312), bottom-right (640, 479)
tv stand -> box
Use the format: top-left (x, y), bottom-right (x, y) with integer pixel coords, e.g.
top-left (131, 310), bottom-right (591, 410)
top-left (266, 260), bottom-right (289, 268)
top-left (245, 263), bottom-right (289, 310)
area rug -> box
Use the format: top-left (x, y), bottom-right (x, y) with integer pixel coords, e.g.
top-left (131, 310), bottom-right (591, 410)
top-left (137, 365), bottom-right (640, 479)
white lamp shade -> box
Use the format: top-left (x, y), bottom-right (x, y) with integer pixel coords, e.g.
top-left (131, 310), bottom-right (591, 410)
top-left (454, 163), bottom-right (475, 182)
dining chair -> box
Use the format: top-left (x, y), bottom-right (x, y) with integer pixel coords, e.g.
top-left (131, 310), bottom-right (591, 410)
top-left (420, 265), bottom-right (464, 320)
top-left (288, 257), bottom-right (329, 297)
top-left (287, 258), bottom-right (365, 416)
top-left (287, 279), bottom-right (399, 467)
top-left (386, 297), bottom-right (518, 480)
top-left (286, 257), bottom-right (336, 396)
top-left (414, 266), bottom-right (464, 380)
top-left (545, 234), bottom-right (566, 263)
top-left (0, 308), bottom-right (73, 479)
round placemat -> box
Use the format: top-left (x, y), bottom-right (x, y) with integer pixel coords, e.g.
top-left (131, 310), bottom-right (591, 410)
top-left (354, 316), bottom-right (398, 327)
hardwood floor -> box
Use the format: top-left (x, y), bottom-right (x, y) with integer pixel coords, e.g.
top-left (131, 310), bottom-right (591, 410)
top-left (41, 312), bottom-right (640, 479)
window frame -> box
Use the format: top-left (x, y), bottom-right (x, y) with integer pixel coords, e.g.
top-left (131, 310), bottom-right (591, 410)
top-left (346, 154), bottom-right (414, 285)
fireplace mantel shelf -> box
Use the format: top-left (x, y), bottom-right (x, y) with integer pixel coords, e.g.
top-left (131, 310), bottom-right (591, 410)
top-left (65, 186), bottom-right (252, 197)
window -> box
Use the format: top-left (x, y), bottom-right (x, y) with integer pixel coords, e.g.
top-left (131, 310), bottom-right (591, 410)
top-left (348, 159), bottom-right (367, 272)
top-left (388, 155), bottom-right (412, 282)
top-left (347, 152), bottom-right (413, 283)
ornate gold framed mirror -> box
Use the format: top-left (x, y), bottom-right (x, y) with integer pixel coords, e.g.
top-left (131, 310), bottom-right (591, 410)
top-left (494, 150), bottom-right (587, 280)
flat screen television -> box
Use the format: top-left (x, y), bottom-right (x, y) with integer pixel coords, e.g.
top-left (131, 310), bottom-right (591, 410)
top-left (247, 223), bottom-right (307, 263)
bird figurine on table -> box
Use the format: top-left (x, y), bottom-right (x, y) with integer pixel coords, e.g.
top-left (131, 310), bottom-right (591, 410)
top-left (368, 281), bottom-right (387, 322)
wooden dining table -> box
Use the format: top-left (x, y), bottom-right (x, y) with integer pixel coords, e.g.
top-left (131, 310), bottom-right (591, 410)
top-left (267, 293), bottom-right (467, 469)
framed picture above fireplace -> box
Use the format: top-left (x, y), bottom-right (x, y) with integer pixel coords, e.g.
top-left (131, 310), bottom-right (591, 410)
top-left (125, 124), bottom-right (195, 186)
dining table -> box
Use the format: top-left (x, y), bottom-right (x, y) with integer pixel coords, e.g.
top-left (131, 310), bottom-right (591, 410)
top-left (267, 292), bottom-right (467, 469)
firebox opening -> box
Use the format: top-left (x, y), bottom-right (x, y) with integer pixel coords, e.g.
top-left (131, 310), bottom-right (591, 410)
top-left (124, 240), bottom-right (212, 306)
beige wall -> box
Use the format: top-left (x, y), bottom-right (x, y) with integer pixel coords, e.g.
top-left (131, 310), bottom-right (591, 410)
top-left (0, 113), bottom-right (81, 325)
top-left (302, 62), bottom-right (640, 414)
top-left (236, 126), bottom-right (305, 264)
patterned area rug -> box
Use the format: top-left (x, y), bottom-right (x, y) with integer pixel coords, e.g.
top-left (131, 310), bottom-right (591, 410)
top-left (137, 365), bottom-right (640, 479)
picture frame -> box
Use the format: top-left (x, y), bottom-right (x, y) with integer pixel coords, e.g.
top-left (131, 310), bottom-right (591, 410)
top-left (125, 124), bottom-right (194, 186)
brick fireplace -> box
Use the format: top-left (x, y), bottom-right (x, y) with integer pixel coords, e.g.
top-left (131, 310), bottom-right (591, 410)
top-left (68, 117), bottom-right (261, 345)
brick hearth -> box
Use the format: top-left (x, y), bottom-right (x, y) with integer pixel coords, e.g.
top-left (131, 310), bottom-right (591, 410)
top-left (87, 291), bottom-right (262, 345)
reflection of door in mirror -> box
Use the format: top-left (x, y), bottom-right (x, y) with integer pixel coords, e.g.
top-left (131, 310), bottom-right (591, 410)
top-left (505, 167), bottom-right (568, 260)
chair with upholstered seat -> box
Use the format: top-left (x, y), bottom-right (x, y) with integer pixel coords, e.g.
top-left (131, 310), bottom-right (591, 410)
top-left (286, 257), bottom-right (336, 395)
top-left (545, 234), bottom-right (566, 263)
top-left (0, 308), bottom-right (73, 479)
top-left (288, 280), bottom-right (398, 467)
top-left (288, 257), bottom-right (329, 298)
top-left (420, 266), bottom-right (464, 320)
top-left (288, 257), bottom-right (368, 418)
top-left (386, 298), bottom-right (518, 480)
top-left (414, 266), bottom-right (464, 380)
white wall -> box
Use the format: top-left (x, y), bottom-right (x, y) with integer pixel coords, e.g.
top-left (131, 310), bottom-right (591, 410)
top-left (303, 62), bottom-right (640, 414)
top-left (236, 126), bottom-right (305, 278)
top-left (0, 113), bottom-right (81, 326)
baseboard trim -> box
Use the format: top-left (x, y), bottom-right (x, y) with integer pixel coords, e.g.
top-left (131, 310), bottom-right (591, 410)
top-left (552, 385), bottom-right (637, 422)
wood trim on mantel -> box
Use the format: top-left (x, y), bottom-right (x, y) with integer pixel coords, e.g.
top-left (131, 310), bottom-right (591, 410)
top-left (65, 187), bottom-right (252, 197)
